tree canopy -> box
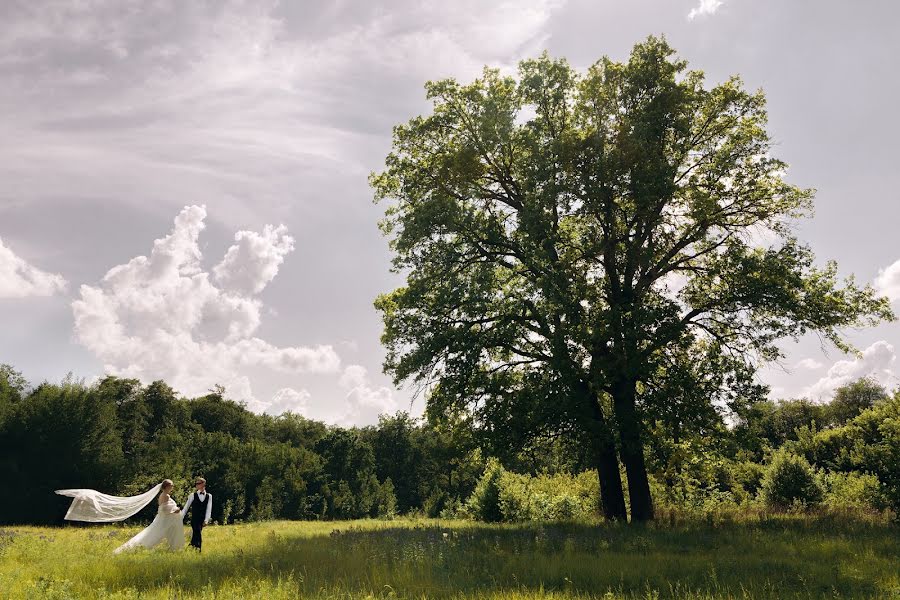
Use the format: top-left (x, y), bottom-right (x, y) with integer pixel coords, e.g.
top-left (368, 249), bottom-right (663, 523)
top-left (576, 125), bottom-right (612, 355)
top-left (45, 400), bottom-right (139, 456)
top-left (372, 37), bottom-right (892, 520)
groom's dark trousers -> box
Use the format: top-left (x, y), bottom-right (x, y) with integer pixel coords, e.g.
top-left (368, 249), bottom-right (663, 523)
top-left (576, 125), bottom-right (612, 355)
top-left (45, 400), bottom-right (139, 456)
top-left (187, 491), bottom-right (209, 551)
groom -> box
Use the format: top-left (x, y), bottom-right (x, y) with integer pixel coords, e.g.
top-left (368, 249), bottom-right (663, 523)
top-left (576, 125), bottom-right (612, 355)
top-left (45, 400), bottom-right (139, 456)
top-left (181, 477), bottom-right (212, 551)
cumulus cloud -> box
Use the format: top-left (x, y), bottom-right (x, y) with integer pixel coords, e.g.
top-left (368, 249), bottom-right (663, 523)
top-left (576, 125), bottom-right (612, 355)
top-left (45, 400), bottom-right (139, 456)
top-left (0, 237), bottom-right (67, 298)
top-left (72, 205), bottom-right (340, 404)
top-left (874, 258), bottom-right (900, 302)
top-left (688, 0), bottom-right (724, 20)
top-left (251, 387), bottom-right (311, 416)
top-left (804, 341), bottom-right (896, 400)
top-left (795, 358), bottom-right (824, 370)
top-left (213, 225), bottom-right (295, 295)
top-left (338, 364), bottom-right (398, 425)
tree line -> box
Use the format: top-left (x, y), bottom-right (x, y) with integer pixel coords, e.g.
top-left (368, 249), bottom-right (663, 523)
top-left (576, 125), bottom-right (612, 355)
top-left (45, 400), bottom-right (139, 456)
top-left (0, 366), bottom-right (481, 524)
top-left (1, 364), bottom-right (897, 524)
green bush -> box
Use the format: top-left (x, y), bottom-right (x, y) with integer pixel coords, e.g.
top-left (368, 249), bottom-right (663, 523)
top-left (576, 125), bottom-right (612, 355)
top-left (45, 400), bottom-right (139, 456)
top-left (438, 496), bottom-right (466, 519)
top-left (466, 458), bottom-right (505, 522)
top-left (761, 450), bottom-right (823, 509)
top-left (422, 490), bottom-right (448, 518)
top-left (730, 461), bottom-right (766, 496)
top-left (803, 396), bottom-right (900, 512)
top-left (497, 471), bottom-right (599, 521)
top-left (466, 462), bottom-right (600, 522)
top-left (373, 477), bottom-right (398, 518)
top-left (820, 471), bottom-right (886, 511)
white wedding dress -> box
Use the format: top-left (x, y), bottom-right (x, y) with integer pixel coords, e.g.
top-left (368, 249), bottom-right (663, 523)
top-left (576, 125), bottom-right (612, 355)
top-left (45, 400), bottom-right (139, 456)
top-left (113, 494), bottom-right (185, 554)
top-left (56, 484), bottom-right (185, 554)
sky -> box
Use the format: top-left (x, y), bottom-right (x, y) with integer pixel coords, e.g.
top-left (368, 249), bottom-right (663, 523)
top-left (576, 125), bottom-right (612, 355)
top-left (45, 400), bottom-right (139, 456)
top-left (2, 0), bottom-right (899, 425)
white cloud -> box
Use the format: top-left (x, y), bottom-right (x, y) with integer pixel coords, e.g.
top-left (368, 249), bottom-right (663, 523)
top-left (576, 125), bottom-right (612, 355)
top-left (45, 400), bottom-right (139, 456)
top-left (0, 237), bottom-right (68, 298)
top-left (213, 225), bottom-right (294, 296)
top-left (338, 364), bottom-right (398, 425)
top-left (874, 258), bottom-right (900, 302)
top-left (795, 358), bottom-right (824, 370)
top-left (688, 0), bottom-right (724, 20)
top-left (251, 386), bottom-right (311, 416)
top-left (71, 205), bottom-right (340, 405)
top-left (0, 1), bottom-right (564, 223)
top-left (804, 340), bottom-right (896, 400)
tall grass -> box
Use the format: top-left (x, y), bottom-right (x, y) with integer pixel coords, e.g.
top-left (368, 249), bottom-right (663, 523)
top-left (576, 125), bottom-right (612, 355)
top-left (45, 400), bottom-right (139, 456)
top-left (0, 515), bottom-right (897, 599)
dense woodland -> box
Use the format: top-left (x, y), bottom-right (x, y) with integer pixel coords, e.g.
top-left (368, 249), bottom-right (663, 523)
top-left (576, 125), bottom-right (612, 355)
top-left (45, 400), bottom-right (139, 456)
top-left (0, 364), bottom-right (897, 525)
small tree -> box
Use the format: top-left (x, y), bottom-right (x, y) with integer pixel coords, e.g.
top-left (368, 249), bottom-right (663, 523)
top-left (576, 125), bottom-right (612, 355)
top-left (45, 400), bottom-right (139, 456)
top-left (761, 450), bottom-right (823, 509)
top-left (466, 459), bottom-right (505, 522)
top-left (374, 477), bottom-right (398, 518)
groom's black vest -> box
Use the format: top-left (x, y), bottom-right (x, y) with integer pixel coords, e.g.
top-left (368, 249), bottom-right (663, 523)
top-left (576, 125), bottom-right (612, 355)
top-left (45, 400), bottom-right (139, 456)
top-left (190, 492), bottom-right (209, 527)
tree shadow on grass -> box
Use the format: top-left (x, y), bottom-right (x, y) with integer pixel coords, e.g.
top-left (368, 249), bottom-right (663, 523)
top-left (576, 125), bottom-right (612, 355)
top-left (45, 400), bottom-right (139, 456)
top-left (93, 519), bottom-right (898, 599)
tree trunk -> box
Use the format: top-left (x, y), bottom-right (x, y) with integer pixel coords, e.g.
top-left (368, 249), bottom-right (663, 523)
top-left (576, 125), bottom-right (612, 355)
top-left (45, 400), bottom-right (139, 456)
top-left (611, 378), bottom-right (655, 521)
top-left (578, 380), bottom-right (627, 521)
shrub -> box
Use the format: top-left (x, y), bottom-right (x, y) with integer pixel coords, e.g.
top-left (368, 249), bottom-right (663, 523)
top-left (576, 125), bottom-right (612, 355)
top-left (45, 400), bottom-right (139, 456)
top-left (422, 490), bottom-right (448, 518)
top-left (820, 471), bottom-right (886, 511)
top-left (373, 478), bottom-right (398, 519)
top-left (804, 396), bottom-right (900, 512)
top-left (438, 497), bottom-right (467, 519)
top-left (761, 450), bottom-right (823, 509)
top-left (730, 461), bottom-right (766, 496)
top-left (466, 464), bottom-right (600, 522)
top-left (466, 458), bottom-right (505, 522)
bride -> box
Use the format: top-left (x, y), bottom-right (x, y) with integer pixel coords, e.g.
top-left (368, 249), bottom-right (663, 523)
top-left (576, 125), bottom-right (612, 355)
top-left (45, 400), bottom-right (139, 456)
top-left (56, 479), bottom-right (185, 553)
top-left (114, 479), bottom-right (184, 553)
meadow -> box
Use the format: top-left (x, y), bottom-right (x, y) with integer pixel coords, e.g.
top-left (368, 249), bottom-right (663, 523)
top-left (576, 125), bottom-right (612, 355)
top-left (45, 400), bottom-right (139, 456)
top-left (1, 515), bottom-right (897, 600)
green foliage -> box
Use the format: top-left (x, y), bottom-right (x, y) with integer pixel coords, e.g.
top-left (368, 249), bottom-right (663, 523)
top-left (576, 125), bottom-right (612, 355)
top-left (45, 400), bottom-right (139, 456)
top-left (732, 398), bottom-right (826, 461)
top-left (1, 361), bottom-right (897, 526)
top-left (729, 461), bottom-right (766, 497)
top-left (761, 450), bottom-right (823, 510)
top-left (827, 377), bottom-right (888, 425)
top-left (466, 459), bottom-right (506, 522)
top-left (372, 35), bottom-right (892, 522)
top-left (0, 372), bottom-right (482, 525)
top-left (466, 460), bottom-right (600, 522)
top-left (820, 471), bottom-right (886, 511)
top-left (373, 477), bottom-right (398, 519)
top-left (496, 470), bottom-right (600, 522)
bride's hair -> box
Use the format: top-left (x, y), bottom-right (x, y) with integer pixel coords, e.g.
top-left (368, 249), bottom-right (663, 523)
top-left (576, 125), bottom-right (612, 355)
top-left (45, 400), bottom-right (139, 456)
top-left (161, 479), bottom-right (174, 491)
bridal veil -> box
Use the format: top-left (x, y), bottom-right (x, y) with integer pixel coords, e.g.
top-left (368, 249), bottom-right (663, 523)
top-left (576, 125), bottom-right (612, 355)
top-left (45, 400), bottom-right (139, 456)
top-left (56, 483), bottom-right (163, 522)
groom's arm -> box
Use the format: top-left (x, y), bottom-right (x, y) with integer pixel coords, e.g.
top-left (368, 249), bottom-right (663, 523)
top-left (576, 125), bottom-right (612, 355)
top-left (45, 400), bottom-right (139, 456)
top-left (181, 494), bottom-right (193, 520)
top-left (205, 493), bottom-right (212, 524)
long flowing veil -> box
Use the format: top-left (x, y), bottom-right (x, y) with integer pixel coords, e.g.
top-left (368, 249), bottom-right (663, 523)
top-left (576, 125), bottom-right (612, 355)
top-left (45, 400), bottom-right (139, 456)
top-left (55, 483), bottom-right (163, 522)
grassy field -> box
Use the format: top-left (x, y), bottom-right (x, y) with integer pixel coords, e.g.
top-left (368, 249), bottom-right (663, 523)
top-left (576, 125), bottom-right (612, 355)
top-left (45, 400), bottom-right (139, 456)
top-left (0, 515), bottom-right (897, 599)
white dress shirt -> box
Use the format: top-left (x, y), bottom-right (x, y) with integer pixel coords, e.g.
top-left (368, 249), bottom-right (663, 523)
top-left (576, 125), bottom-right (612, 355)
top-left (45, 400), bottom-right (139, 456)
top-left (181, 490), bottom-right (212, 524)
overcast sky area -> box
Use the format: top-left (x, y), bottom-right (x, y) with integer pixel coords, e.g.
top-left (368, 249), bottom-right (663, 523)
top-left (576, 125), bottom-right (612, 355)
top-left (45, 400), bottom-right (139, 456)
top-left (2, 0), bottom-right (899, 425)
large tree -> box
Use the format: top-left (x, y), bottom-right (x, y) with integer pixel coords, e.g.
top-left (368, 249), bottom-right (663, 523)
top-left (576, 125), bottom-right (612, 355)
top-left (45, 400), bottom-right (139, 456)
top-left (372, 37), bottom-right (891, 521)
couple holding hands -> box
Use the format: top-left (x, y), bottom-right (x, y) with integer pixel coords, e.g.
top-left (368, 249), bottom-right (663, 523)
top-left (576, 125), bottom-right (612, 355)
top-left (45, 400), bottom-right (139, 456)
top-left (57, 477), bottom-right (213, 554)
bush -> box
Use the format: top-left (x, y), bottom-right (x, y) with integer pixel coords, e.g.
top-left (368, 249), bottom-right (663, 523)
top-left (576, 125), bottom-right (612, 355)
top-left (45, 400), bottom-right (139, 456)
top-left (820, 471), bottom-right (886, 511)
top-left (422, 490), bottom-right (448, 518)
top-left (438, 497), bottom-right (466, 519)
top-left (761, 450), bottom-right (823, 509)
top-left (373, 477), bottom-right (398, 518)
top-left (466, 462), bottom-right (600, 522)
top-left (730, 461), bottom-right (766, 496)
top-left (466, 458), bottom-right (505, 522)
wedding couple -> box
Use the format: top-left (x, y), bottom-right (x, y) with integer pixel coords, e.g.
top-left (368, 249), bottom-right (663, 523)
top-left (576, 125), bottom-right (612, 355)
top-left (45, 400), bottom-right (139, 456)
top-left (56, 477), bottom-right (212, 554)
